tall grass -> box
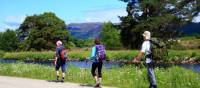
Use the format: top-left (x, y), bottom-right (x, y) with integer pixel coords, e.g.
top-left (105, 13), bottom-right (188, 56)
top-left (2, 50), bottom-right (200, 62)
top-left (0, 62), bottom-right (200, 88)
top-left (2, 50), bottom-right (138, 61)
top-left (0, 50), bottom-right (5, 58)
top-left (2, 51), bottom-right (55, 60)
top-left (168, 50), bottom-right (200, 61)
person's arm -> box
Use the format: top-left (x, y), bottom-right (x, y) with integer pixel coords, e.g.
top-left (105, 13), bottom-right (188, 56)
top-left (54, 48), bottom-right (59, 66)
top-left (133, 42), bottom-right (146, 63)
top-left (133, 51), bottom-right (144, 63)
top-left (54, 56), bottom-right (57, 66)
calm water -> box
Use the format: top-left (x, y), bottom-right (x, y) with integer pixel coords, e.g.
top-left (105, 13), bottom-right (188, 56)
top-left (176, 64), bottom-right (200, 73)
top-left (0, 59), bottom-right (200, 73)
top-left (0, 59), bottom-right (121, 69)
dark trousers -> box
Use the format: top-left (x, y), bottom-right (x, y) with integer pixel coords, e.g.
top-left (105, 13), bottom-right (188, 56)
top-left (55, 60), bottom-right (66, 72)
top-left (91, 61), bottom-right (103, 78)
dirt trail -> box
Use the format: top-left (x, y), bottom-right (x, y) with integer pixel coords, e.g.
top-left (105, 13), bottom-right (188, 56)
top-left (0, 76), bottom-right (114, 88)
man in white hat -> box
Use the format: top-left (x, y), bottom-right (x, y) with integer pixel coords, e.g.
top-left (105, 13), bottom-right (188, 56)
top-left (133, 31), bottom-right (157, 88)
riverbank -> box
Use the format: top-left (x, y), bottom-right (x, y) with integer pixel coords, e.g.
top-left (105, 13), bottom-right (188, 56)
top-left (0, 62), bottom-right (200, 88)
top-left (1, 50), bottom-right (200, 64)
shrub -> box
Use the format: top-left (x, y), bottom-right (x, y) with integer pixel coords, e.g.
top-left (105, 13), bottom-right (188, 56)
top-left (2, 50), bottom-right (138, 61)
top-left (0, 50), bottom-right (5, 58)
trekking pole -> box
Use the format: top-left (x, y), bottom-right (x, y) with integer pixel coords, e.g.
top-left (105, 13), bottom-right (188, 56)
top-left (126, 60), bottom-right (143, 66)
top-left (85, 57), bottom-right (91, 68)
top-left (85, 57), bottom-right (88, 67)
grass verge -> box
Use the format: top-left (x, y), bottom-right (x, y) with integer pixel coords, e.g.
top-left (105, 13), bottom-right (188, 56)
top-left (0, 62), bottom-right (200, 88)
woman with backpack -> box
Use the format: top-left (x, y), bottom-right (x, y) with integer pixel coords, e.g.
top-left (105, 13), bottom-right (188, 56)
top-left (133, 31), bottom-right (157, 88)
top-left (89, 38), bottom-right (106, 87)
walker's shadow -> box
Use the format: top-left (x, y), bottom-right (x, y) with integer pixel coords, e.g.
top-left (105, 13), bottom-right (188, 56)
top-left (47, 80), bottom-right (62, 83)
top-left (80, 83), bottom-right (94, 87)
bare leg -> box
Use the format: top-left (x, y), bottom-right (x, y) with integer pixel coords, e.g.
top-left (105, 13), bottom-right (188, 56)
top-left (56, 71), bottom-right (59, 81)
top-left (94, 76), bottom-right (98, 83)
top-left (61, 72), bottom-right (65, 82)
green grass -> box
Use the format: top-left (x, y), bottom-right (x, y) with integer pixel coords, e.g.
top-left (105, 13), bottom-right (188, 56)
top-left (2, 50), bottom-right (138, 61)
top-left (179, 39), bottom-right (200, 49)
top-left (0, 62), bottom-right (200, 88)
top-left (2, 50), bottom-right (200, 63)
top-left (168, 50), bottom-right (200, 62)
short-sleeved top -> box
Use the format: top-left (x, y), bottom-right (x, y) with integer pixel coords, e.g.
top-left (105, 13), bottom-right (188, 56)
top-left (140, 40), bottom-right (152, 63)
top-left (56, 45), bottom-right (65, 63)
top-left (56, 45), bottom-right (64, 57)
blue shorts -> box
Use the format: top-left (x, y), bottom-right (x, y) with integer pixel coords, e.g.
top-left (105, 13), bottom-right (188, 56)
top-left (55, 62), bottom-right (67, 72)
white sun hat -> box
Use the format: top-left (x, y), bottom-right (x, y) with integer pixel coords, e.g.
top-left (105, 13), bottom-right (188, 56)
top-left (142, 31), bottom-right (151, 40)
top-left (56, 40), bottom-right (62, 46)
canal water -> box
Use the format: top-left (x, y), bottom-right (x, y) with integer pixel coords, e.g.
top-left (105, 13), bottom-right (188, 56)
top-left (0, 59), bottom-right (122, 69)
top-left (0, 59), bottom-right (200, 73)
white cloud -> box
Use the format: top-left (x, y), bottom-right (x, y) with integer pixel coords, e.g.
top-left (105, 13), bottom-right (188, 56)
top-left (0, 23), bottom-right (6, 32)
top-left (83, 8), bottom-right (127, 23)
top-left (0, 23), bottom-right (19, 32)
top-left (4, 15), bottom-right (26, 24)
top-left (192, 12), bottom-right (200, 23)
top-left (0, 15), bottom-right (26, 32)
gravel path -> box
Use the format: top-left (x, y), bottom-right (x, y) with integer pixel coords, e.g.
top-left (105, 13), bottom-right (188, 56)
top-left (0, 76), bottom-right (114, 88)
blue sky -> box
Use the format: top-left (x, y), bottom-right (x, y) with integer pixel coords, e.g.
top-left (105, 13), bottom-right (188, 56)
top-left (0, 0), bottom-right (127, 31)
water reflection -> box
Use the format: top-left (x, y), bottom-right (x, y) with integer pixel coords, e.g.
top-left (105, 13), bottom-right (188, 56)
top-left (1, 59), bottom-right (200, 73)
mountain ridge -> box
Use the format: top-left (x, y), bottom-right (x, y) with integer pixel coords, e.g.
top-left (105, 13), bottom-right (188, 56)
top-left (67, 22), bottom-right (200, 40)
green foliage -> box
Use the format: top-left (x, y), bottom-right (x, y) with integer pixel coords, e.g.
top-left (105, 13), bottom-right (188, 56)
top-left (17, 12), bottom-right (71, 51)
top-left (145, 38), bottom-right (169, 62)
top-left (0, 29), bottom-right (19, 51)
top-left (0, 63), bottom-right (200, 88)
top-left (3, 51), bottom-right (55, 61)
top-left (101, 22), bottom-right (122, 50)
top-left (2, 50), bottom-right (200, 63)
top-left (195, 34), bottom-right (200, 39)
top-left (119, 15), bottom-right (140, 49)
top-left (197, 0), bottom-right (200, 12)
top-left (178, 38), bottom-right (200, 49)
top-left (119, 0), bottom-right (194, 49)
top-left (180, 36), bottom-right (198, 40)
top-left (72, 39), bottom-right (93, 48)
top-left (168, 50), bottom-right (200, 62)
top-left (2, 50), bottom-right (138, 61)
top-left (0, 50), bottom-right (5, 58)
top-left (167, 40), bottom-right (187, 50)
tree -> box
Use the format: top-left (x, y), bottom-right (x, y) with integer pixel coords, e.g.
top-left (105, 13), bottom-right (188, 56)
top-left (100, 22), bottom-right (122, 50)
top-left (17, 12), bottom-right (71, 51)
top-left (119, 1), bottom-right (141, 49)
top-left (0, 29), bottom-right (19, 51)
top-left (119, 0), bottom-right (196, 49)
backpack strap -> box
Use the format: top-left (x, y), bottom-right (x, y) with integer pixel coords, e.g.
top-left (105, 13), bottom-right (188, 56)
top-left (146, 40), bottom-right (153, 59)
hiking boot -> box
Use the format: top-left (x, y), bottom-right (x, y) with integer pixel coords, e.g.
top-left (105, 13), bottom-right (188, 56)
top-left (94, 83), bottom-right (100, 88)
top-left (56, 76), bottom-right (59, 82)
top-left (61, 77), bottom-right (65, 83)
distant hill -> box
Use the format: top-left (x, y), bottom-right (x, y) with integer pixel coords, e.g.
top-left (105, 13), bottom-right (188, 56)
top-left (180, 22), bottom-right (200, 35)
top-left (66, 22), bottom-right (200, 40)
top-left (67, 22), bottom-right (103, 40)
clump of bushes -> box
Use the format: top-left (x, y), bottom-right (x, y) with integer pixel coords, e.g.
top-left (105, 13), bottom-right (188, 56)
top-left (0, 50), bottom-right (5, 58)
top-left (2, 50), bottom-right (200, 63)
top-left (2, 50), bottom-right (138, 61)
